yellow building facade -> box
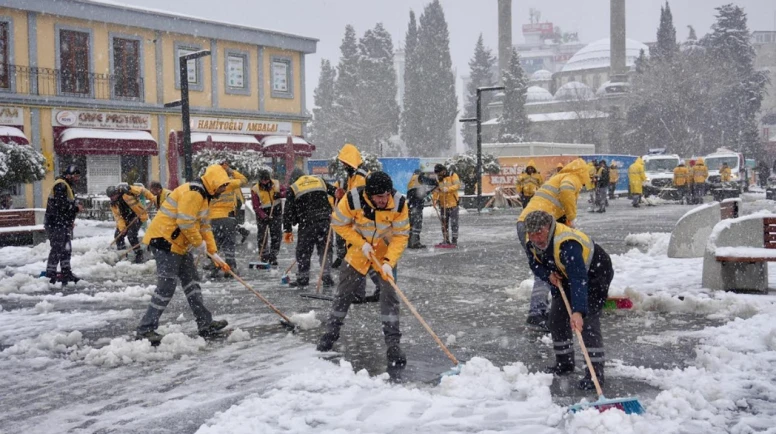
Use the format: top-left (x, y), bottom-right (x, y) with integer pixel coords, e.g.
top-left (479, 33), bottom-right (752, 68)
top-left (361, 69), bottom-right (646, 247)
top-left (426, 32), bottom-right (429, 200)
top-left (0, 0), bottom-right (317, 207)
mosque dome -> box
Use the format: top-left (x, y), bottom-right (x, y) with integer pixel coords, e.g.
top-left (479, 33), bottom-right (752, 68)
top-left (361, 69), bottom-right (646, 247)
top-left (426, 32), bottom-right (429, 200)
top-left (530, 69), bottom-right (553, 81)
top-left (526, 86), bottom-right (554, 103)
top-left (562, 38), bottom-right (648, 73)
top-left (554, 81), bottom-right (594, 101)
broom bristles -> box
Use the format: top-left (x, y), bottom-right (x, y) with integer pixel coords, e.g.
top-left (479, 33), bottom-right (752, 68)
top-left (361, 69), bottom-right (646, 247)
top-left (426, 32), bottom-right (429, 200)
top-left (569, 396), bottom-right (645, 415)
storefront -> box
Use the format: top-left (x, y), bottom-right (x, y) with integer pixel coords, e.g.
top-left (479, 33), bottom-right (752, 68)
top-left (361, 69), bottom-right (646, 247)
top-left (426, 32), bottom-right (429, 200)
top-left (52, 109), bottom-right (157, 195)
top-left (0, 107), bottom-right (31, 203)
top-left (167, 116), bottom-right (314, 186)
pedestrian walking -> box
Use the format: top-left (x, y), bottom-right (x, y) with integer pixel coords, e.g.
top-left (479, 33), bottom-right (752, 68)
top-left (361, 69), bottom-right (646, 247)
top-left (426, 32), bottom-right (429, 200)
top-left (317, 171), bottom-right (411, 368)
top-left (284, 168), bottom-right (337, 288)
top-left (44, 165), bottom-right (83, 285)
top-left (135, 164), bottom-right (232, 345)
top-left (516, 158), bottom-right (591, 330)
top-left (521, 210), bottom-right (613, 390)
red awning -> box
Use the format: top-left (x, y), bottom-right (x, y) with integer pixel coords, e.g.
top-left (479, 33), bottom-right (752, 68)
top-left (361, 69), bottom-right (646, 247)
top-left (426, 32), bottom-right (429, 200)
top-left (189, 133), bottom-right (263, 153)
top-left (261, 135), bottom-right (315, 157)
top-left (0, 126), bottom-right (29, 145)
top-left (56, 128), bottom-right (158, 155)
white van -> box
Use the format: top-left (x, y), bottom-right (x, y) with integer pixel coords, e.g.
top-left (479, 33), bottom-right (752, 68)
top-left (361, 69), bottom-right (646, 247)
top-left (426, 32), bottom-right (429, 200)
top-left (703, 148), bottom-right (745, 189)
top-left (642, 153), bottom-right (680, 194)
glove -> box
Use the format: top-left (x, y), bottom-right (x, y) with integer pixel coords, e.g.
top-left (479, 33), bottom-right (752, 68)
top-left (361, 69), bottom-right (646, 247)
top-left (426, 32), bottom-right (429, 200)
top-left (381, 262), bottom-right (393, 279)
top-left (335, 188), bottom-right (345, 200)
top-left (361, 242), bottom-right (374, 258)
top-left (211, 253), bottom-right (230, 272)
top-left (283, 232), bottom-right (294, 244)
top-left (193, 241), bottom-right (207, 259)
top-left (331, 257), bottom-right (342, 269)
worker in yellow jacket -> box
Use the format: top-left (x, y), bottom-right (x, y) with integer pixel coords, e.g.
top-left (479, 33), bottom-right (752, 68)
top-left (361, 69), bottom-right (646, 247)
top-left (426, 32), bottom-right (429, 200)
top-left (720, 162), bottom-right (732, 182)
top-left (108, 184), bottom-right (149, 263)
top-left (333, 143), bottom-right (369, 268)
top-left (691, 158), bottom-right (709, 204)
top-left (516, 158), bottom-right (591, 330)
top-left (628, 157), bottom-right (647, 208)
top-left (673, 160), bottom-right (691, 204)
top-left (251, 170), bottom-right (284, 266)
top-left (317, 171), bottom-right (410, 367)
top-left (608, 163), bottom-right (619, 200)
top-left (432, 164), bottom-right (461, 245)
top-left (136, 164), bottom-right (232, 345)
top-left (209, 163), bottom-right (247, 276)
top-left (516, 160), bottom-right (544, 208)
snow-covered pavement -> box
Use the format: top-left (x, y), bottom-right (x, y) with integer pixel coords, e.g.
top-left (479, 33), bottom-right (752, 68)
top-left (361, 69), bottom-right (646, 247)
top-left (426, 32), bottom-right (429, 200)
top-left (2, 195), bottom-right (776, 433)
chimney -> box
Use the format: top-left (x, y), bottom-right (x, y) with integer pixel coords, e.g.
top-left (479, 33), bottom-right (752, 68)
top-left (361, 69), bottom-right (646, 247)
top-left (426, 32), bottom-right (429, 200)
top-left (610, 0), bottom-right (627, 82)
top-left (498, 0), bottom-right (513, 84)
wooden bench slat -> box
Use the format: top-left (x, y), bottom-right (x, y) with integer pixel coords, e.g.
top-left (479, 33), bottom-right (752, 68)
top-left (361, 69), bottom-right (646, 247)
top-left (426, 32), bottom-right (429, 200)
top-left (716, 256), bottom-right (776, 263)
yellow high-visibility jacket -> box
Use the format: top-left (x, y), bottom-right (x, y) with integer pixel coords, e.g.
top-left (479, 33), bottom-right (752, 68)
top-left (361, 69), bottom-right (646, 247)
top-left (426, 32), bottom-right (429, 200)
top-left (720, 166), bottom-right (732, 182)
top-left (610, 166), bottom-right (619, 183)
top-left (331, 187), bottom-right (409, 275)
top-left (130, 185), bottom-right (171, 210)
top-left (209, 170), bottom-right (247, 220)
top-left (629, 158), bottom-right (646, 195)
top-left (518, 158), bottom-right (590, 224)
top-left (516, 163), bottom-right (544, 198)
top-left (110, 192), bottom-right (148, 231)
top-left (692, 162), bottom-right (709, 184)
top-left (673, 165), bottom-right (690, 187)
top-left (143, 164), bottom-right (230, 255)
top-left (527, 221), bottom-right (594, 279)
top-left (251, 179), bottom-right (281, 210)
top-left (432, 173), bottom-right (461, 208)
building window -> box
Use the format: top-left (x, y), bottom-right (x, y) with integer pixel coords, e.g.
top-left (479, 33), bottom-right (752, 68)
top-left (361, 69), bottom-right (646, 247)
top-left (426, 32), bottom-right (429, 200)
top-left (60, 29), bottom-right (91, 95)
top-left (174, 42), bottom-right (204, 92)
top-left (270, 55), bottom-right (293, 99)
top-left (225, 50), bottom-right (250, 96)
top-left (112, 37), bottom-right (141, 99)
top-left (0, 21), bottom-right (9, 90)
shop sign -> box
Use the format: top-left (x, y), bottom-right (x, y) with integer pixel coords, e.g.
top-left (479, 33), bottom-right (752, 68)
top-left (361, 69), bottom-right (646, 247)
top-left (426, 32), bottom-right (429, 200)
top-left (0, 107), bottom-right (23, 125)
top-left (52, 109), bottom-right (151, 130)
top-left (190, 116), bottom-right (292, 135)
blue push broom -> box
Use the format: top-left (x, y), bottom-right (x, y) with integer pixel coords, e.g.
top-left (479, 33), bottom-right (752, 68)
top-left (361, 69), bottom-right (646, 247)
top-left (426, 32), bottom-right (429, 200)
top-left (557, 285), bottom-right (645, 415)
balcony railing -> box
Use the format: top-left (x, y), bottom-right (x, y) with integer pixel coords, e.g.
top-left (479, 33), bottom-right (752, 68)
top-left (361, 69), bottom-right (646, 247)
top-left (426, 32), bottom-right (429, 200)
top-left (0, 64), bottom-right (144, 101)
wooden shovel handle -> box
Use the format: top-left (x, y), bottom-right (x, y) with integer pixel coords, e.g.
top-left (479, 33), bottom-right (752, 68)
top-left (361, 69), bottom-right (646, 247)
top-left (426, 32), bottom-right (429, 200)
top-left (556, 282), bottom-right (604, 397)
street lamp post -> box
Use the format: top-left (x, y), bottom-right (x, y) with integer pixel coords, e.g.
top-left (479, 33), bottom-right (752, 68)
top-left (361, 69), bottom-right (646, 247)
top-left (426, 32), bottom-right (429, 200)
top-left (165, 50), bottom-right (211, 182)
top-left (459, 85), bottom-right (504, 213)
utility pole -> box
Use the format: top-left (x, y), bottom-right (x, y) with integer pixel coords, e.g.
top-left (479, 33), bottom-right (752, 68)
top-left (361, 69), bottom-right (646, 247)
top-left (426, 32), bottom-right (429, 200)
top-left (164, 49), bottom-right (211, 181)
top-left (459, 85), bottom-right (504, 212)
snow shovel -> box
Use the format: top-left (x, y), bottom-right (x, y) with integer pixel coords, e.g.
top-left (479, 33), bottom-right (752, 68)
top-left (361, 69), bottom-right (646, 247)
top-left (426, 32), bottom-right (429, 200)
top-left (300, 224), bottom-right (335, 301)
top-left (249, 204), bottom-right (275, 269)
top-left (280, 260), bottom-right (297, 284)
top-left (109, 216), bottom-right (139, 247)
top-left (555, 281), bottom-right (645, 414)
top-left (368, 252), bottom-right (462, 377)
top-left (117, 243), bottom-right (142, 261)
top-left (210, 253), bottom-right (297, 332)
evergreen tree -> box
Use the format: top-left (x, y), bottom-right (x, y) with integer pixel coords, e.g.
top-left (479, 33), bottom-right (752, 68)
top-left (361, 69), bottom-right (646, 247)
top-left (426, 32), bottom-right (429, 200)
top-left (400, 10), bottom-right (423, 153)
top-left (499, 47), bottom-right (530, 142)
top-left (353, 23), bottom-right (401, 155)
top-left (634, 48), bottom-right (649, 74)
top-left (462, 34), bottom-right (496, 148)
top-left (414, 0), bottom-right (458, 157)
top-left (332, 25), bottom-right (361, 146)
top-left (703, 4), bottom-right (768, 158)
top-left (650, 2), bottom-right (678, 62)
top-left (309, 59), bottom-right (338, 156)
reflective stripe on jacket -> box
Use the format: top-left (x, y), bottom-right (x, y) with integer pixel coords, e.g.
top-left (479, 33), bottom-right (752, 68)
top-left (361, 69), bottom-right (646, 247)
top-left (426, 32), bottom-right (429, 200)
top-left (518, 158), bottom-right (589, 224)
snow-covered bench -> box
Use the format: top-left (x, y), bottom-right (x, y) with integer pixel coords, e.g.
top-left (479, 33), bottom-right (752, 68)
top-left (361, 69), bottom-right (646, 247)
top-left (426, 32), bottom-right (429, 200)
top-left (0, 208), bottom-right (46, 246)
top-left (668, 199), bottom-right (741, 258)
top-left (701, 215), bottom-right (776, 293)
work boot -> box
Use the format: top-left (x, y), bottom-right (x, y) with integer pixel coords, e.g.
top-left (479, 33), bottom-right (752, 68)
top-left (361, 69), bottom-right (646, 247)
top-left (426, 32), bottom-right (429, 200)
top-left (60, 270), bottom-right (80, 284)
top-left (136, 330), bottom-right (163, 346)
top-left (317, 331), bottom-right (339, 351)
top-left (544, 362), bottom-right (575, 376)
top-left (198, 320), bottom-right (229, 338)
top-left (525, 312), bottom-right (549, 331)
top-left (238, 226), bottom-right (250, 244)
top-left (386, 344), bottom-right (407, 367)
top-left (289, 279), bottom-right (309, 288)
top-left (321, 275), bottom-right (335, 287)
top-left (134, 251), bottom-right (144, 264)
top-left (451, 237), bottom-right (458, 246)
top-left (45, 270), bottom-right (58, 285)
top-left (578, 363), bottom-right (605, 390)
top-left (364, 289), bottom-right (381, 303)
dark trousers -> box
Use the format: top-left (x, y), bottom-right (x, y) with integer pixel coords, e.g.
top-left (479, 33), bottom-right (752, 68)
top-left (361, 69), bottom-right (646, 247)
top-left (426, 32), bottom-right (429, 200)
top-left (45, 227), bottom-right (72, 274)
top-left (440, 206), bottom-right (459, 241)
top-left (548, 245), bottom-right (613, 379)
top-left (324, 263), bottom-right (401, 345)
top-left (409, 204), bottom-right (424, 245)
top-left (520, 195), bottom-right (532, 209)
top-left (257, 209), bottom-right (282, 261)
top-left (676, 185), bottom-right (688, 203)
top-left (212, 217), bottom-right (237, 269)
top-left (137, 247), bottom-right (213, 334)
top-left (296, 219), bottom-right (332, 284)
top-left (608, 183), bottom-right (616, 199)
top-left (115, 219), bottom-right (141, 253)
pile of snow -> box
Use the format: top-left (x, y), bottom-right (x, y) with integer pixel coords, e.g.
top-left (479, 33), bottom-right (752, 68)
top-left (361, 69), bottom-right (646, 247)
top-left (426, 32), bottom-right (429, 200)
top-left (289, 310), bottom-right (321, 330)
top-left (504, 278), bottom-right (534, 300)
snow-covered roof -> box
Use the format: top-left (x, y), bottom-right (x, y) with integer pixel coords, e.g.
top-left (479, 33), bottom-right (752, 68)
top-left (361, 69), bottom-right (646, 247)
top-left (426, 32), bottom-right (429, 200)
top-left (60, 128), bottom-right (156, 143)
top-left (261, 136), bottom-right (311, 147)
top-left (562, 38), bottom-right (648, 73)
top-left (554, 81), bottom-right (594, 101)
top-left (530, 69), bottom-right (553, 81)
top-left (482, 110), bottom-right (609, 125)
top-left (526, 86), bottom-right (554, 103)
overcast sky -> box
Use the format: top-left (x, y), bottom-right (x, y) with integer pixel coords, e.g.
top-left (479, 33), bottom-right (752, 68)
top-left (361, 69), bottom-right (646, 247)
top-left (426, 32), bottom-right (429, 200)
top-left (104, 0), bottom-right (774, 109)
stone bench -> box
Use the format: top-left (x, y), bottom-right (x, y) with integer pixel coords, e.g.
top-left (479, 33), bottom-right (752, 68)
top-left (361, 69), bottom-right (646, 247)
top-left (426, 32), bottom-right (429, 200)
top-left (0, 208), bottom-right (46, 246)
top-left (668, 198), bottom-right (741, 258)
top-left (701, 215), bottom-right (775, 293)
